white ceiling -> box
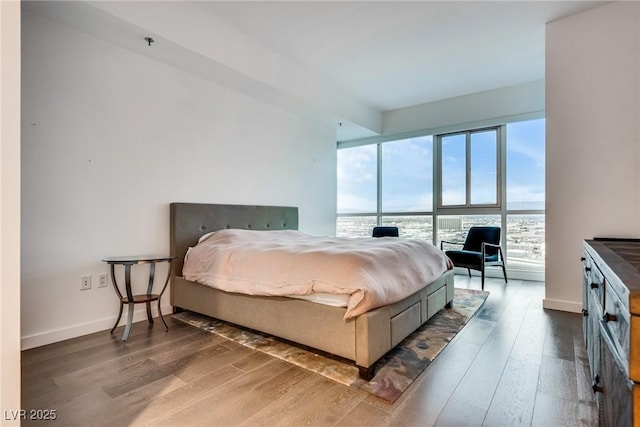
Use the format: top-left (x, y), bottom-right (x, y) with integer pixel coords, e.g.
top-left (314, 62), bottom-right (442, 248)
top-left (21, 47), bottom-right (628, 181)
top-left (195, 1), bottom-right (607, 112)
top-left (26, 1), bottom-right (608, 140)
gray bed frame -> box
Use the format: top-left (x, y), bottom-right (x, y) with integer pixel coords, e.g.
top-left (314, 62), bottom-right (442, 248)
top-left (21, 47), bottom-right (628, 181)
top-left (169, 202), bottom-right (454, 379)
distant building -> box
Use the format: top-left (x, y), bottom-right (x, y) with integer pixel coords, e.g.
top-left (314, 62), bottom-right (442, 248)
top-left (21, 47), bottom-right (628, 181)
top-left (438, 217), bottom-right (462, 231)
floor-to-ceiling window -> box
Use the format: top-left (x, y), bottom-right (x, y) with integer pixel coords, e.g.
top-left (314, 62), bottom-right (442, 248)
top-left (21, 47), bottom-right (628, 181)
top-left (336, 144), bottom-right (377, 236)
top-left (504, 119), bottom-right (545, 273)
top-left (336, 118), bottom-right (545, 278)
top-left (337, 136), bottom-right (433, 238)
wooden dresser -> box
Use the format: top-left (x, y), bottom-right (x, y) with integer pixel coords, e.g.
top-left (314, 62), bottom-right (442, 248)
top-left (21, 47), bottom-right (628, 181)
top-left (582, 239), bottom-right (640, 427)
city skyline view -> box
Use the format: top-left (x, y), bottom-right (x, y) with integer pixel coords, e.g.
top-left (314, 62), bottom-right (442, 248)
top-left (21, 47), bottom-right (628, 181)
top-left (337, 214), bottom-right (545, 271)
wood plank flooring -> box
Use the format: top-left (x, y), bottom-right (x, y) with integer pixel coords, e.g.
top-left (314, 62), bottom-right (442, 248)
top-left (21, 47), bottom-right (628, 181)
top-left (21, 277), bottom-right (597, 426)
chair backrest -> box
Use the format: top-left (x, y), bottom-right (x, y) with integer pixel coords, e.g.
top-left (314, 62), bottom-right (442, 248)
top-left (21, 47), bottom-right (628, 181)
top-left (463, 226), bottom-right (501, 254)
top-left (372, 226), bottom-right (399, 238)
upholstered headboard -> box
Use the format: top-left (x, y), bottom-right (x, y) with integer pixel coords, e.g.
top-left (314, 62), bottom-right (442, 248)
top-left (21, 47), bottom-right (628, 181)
top-left (169, 202), bottom-right (299, 277)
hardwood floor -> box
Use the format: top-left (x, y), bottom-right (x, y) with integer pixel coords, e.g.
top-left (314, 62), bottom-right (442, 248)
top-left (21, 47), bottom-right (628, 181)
top-left (21, 277), bottom-right (597, 426)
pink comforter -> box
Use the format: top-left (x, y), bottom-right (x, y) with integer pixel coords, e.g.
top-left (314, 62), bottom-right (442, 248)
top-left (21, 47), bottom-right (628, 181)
top-left (182, 229), bottom-right (450, 319)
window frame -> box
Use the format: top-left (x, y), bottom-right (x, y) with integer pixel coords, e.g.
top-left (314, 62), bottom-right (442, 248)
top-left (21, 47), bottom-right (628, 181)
top-left (435, 126), bottom-right (503, 211)
top-left (336, 114), bottom-right (545, 277)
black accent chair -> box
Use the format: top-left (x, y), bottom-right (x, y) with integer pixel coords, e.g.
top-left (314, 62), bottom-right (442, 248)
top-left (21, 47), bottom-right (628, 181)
top-left (372, 226), bottom-right (399, 238)
top-left (440, 226), bottom-right (507, 290)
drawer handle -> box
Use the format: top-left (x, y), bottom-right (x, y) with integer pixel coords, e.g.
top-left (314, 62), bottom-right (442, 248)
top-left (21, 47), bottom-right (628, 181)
top-left (585, 267), bottom-right (591, 272)
top-left (603, 312), bottom-right (618, 322)
top-left (581, 257), bottom-right (586, 262)
top-left (582, 309), bottom-right (589, 317)
top-left (590, 282), bottom-right (598, 289)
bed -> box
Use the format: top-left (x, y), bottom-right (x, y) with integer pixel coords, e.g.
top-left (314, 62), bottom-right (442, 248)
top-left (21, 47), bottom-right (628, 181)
top-left (169, 202), bottom-right (455, 379)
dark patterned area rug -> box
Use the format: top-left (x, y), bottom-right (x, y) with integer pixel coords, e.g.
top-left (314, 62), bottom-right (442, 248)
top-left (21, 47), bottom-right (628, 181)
top-left (173, 288), bottom-right (488, 403)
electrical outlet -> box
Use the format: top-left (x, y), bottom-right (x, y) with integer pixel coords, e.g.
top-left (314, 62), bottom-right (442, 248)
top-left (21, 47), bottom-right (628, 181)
top-left (81, 275), bottom-right (91, 291)
top-left (97, 273), bottom-right (108, 288)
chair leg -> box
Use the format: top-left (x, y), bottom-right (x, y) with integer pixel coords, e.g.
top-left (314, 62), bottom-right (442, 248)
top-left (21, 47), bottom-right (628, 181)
top-left (481, 267), bottom-right (485, 290)
top-left (499, 248), bottom-right (508, 284)
top-left (467, 268), bottom-right (471, 277)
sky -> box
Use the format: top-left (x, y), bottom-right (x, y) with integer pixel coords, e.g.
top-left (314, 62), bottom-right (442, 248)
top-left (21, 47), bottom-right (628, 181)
top-left (337, 118), bottom-right (545, 213)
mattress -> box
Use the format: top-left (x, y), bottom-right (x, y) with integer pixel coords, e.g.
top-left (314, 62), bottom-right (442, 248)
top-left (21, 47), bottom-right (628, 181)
top-left (182, 229), bottom-right (450, 318)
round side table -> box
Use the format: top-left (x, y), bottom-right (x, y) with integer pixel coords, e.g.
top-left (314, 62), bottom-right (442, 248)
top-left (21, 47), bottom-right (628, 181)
top-left (101, 255), bottom-right (175, 341)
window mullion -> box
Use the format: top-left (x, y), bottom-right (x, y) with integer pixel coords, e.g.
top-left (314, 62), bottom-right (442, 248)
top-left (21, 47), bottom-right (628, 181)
top-left (465, 132), bottom-right (471, 207)
top-left (499, 125), bottom-right (507, 262)
top-left (433, 136), bottom-right (441, 246)
top-left (377, 143), bottom-right (382, 225)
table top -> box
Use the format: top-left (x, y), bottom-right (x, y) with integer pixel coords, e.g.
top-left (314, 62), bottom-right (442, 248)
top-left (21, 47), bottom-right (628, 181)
top-left (590, 238), bottom-right (640, 271)
top-left (101, 255), bottom-right (175, 264)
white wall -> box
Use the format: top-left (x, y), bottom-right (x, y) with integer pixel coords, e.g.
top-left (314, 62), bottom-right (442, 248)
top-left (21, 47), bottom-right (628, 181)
top-left (545, 2), bottom-right (640, 312)
top-left (1, 0), bottom-right (22, 421)
top-left (21, 11), bottom-right (338, 348)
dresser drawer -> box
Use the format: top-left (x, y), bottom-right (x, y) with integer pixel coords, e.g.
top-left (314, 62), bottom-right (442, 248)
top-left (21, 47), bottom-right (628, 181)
top-left (605, 281), bottom-right (631, 368)
top-left (391, 301), bottom-right (421, 348)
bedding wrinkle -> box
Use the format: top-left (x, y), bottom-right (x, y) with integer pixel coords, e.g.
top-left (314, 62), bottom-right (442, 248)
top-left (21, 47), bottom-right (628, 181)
top-left (182, 229), bottom-right (448, 319)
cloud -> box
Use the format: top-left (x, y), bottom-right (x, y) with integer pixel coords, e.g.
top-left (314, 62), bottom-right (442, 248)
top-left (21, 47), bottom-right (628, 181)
top-left (507, 184), bottom-right (545, 202)
top-left (337, 145), bottom-right (376, 184)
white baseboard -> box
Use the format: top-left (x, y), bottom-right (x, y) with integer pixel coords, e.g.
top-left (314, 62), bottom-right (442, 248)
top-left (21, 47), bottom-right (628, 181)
top-left (542, 298), bottom-right (582, 313)
top-left (21, 303), bottom-right (173, 350)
